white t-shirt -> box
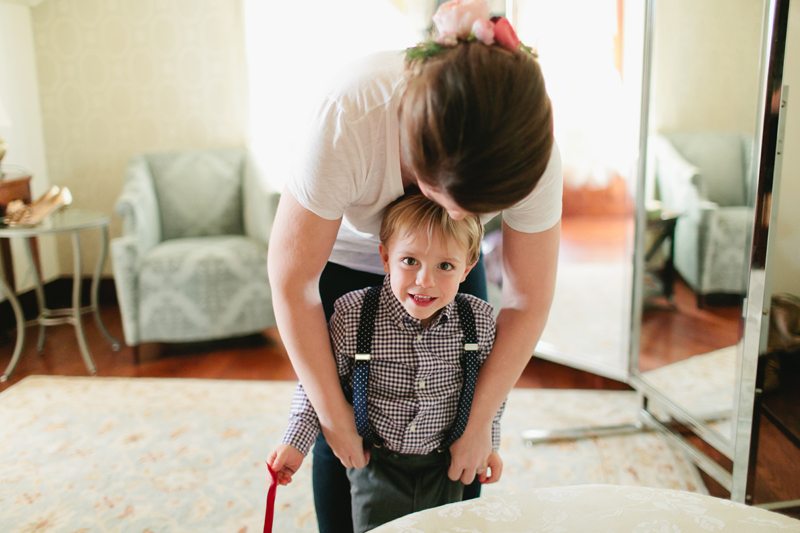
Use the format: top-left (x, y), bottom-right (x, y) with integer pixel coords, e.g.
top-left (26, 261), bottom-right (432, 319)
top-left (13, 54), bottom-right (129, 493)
top-left (289, 51), bottom-right (563, 275)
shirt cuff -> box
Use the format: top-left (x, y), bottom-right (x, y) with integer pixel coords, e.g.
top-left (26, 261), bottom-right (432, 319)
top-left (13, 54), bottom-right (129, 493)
top-left (491, 399), bottom-right (507, 451)
top-left (282, 415), bottom-right (321, 456)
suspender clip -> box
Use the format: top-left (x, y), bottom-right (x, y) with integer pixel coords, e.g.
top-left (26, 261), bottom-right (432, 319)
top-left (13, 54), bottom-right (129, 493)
top-left (464, 343), bottom-right (479, 351)
top-left (355, 353), bottom-right (371, 361)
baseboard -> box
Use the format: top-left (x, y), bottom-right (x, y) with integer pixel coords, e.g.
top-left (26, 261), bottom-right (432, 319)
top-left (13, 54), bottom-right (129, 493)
top-left (0, 277), bottom-right (117, 332)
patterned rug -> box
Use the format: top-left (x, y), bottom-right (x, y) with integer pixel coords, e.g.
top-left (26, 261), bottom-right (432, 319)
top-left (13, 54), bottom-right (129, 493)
top-left (0, 376), bottom-right (706, 532)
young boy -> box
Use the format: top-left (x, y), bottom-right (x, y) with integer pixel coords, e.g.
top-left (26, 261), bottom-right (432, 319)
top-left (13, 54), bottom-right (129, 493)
top-left (268, 192), bottom-right (505, 532)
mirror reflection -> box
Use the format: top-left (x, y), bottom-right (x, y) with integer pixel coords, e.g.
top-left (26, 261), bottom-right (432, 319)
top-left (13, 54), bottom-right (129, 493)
top-left (508, 0), bottom-right (643, 378)
top-left (637, 0), bottom-right (764, 440)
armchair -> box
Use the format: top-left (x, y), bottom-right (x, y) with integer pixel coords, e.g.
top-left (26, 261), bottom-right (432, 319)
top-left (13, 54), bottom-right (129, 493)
top-left (111, 148), bottom-right (278, 355)
top-left (652, 132), bottom-right (753, 306)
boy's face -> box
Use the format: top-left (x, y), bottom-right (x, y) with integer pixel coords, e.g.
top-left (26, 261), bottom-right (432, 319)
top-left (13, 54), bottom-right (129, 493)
top-left (379, 229), bottom-right (474, 328)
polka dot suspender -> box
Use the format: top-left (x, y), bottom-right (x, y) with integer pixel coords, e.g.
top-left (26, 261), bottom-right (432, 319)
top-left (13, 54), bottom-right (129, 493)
top-left (351, 288), bottom-right (479, 451)
top-left (353, 286), bottom-right (383, 447)
top-left (439, 294), bottom-right (479, 451)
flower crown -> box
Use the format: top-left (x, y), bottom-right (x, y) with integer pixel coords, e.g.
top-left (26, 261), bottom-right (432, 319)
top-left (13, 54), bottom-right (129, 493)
top-left (406, 0), bottom-right (536, 63)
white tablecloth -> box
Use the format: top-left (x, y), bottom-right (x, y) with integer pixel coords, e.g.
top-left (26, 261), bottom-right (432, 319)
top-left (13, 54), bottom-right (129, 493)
top-left (373, 484), bottom-right (800, 532)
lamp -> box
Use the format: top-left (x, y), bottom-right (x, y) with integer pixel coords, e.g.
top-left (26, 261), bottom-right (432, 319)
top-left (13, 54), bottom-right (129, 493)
top-left (0, 95), bottom-right (13, 172)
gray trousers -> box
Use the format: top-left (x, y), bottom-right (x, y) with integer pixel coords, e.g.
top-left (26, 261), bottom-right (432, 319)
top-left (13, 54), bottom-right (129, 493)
top-left (346, 445), bottom-right (465, 533)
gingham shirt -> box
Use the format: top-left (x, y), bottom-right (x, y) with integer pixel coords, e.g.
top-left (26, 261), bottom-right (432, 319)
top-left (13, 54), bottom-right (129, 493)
top-left (282, 276), bottom-right (503, 456)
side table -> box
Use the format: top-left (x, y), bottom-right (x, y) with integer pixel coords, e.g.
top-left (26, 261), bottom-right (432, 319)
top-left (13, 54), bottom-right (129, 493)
top-left (644, 212), bottom-right (682, 302)
top-left (0, 209), bottom-right (121, 381)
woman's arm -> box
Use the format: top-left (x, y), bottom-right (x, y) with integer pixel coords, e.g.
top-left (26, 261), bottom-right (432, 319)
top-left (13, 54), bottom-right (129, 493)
top-left (448, 220), bottom-right (560, 483)
top-left (267, 190), bottom-right (368, 469)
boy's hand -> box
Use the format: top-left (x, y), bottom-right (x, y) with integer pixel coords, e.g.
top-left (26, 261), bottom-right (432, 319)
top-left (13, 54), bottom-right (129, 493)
top-left (478, 451), bottom-right (503, 484)
top-left (448, 423), bottom-right (493, 484)
top-left (267, 444), bottom-right (305, 486)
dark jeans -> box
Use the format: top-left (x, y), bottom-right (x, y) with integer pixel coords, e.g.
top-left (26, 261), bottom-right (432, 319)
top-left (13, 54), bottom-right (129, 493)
top-left (313, 259), bottom-right (487, 533)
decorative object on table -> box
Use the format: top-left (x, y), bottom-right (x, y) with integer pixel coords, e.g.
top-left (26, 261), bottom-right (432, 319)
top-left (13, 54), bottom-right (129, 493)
top-left (2, 185), bottom-right (72, 227)
top-left (112, 148), bottom-right (277, 361)
top-left (0, 95), bottom-right (12, 171)
top-left (0, 376), bottom-right (706, 532)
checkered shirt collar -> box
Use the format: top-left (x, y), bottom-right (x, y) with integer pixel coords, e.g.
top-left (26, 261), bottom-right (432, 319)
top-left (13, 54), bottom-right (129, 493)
top-left (380, 275), bottom-right (456, 329)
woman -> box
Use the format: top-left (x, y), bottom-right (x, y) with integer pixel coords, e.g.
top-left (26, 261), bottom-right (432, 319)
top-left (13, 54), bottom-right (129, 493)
top-left (267, 2), bottom-right (561, 531)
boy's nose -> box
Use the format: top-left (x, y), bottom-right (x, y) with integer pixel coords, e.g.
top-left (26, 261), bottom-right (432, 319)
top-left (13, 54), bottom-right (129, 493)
top-left (416, 269), bottom-right (435, 288)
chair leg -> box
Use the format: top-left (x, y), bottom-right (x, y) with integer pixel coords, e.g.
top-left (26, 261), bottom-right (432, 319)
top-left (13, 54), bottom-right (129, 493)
top-left (697, 294), bottom-right (706, 309)
top-left (132, 344), bottom-right (140, 365)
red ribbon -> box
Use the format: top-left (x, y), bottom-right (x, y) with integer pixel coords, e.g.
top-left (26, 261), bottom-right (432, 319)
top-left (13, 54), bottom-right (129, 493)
top-left (263, 463), bottom-right (278, 533)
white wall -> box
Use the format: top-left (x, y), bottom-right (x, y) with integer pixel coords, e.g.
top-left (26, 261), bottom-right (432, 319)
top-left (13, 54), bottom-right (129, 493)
top-left (772, 2), bottom-right (800, 295)
top-left (29, 0), bottom-right (249, 275)
top-left (0, 0), bottom-right (60, 299)
top-left (652, 0), bottom-right (763, 134)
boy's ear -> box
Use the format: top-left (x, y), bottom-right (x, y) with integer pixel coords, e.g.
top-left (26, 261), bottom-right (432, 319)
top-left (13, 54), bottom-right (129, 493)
top-left (460, 261), bottom-right (476, 283)
top-left (379, 243), bottom-right (391, 275)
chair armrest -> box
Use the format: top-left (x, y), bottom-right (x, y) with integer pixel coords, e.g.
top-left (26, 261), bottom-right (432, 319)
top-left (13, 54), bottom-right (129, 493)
top-left (653, 136), bottom-right (704, 213)
top-left (243, 151), bottom-right (281, 245)
top-left (115, 155), bottom-right (162, 255)
top-left (110, 234), bottom-right (141, 346)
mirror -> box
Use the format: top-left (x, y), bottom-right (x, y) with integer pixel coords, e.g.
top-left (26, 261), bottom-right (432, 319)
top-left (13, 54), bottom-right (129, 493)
top-left (507, 0), bottom-right (645, 381)
top-left (630, 0), bottom-right (791, 501)
top-left (634, 0), bottom-right (765, 443)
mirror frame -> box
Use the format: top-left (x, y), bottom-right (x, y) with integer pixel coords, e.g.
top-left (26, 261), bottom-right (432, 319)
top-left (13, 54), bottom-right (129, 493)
top-left (627, 0), bottom-right (791, 504)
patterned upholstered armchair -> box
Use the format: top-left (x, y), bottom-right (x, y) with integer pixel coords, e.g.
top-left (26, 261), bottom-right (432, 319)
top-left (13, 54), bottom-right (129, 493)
top-left (111, 148), bottom-right (278, 357)
top-left (653, 132), bottom-right (753, 306)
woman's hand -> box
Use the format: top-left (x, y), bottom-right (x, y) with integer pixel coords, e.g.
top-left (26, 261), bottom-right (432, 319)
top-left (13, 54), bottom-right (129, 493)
top-left (447, 422), bottom-right (493, 485)
top-left (268, 444), bottom-right (305, 485)
top-left (478, 451), bottom-right (503, 484)
top-left (321, 409), bottom-right (370, 469)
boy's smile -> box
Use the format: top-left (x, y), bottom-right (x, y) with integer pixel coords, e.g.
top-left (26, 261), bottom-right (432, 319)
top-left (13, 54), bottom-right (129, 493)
top-left (379, 230), bottom-right (474, 327)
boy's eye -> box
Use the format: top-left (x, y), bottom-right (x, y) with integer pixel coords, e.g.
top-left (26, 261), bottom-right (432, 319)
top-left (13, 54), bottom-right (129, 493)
top-left (439, 262), bottom-right (454, 271)
top-left (401, 257), bottom-right (418, 266)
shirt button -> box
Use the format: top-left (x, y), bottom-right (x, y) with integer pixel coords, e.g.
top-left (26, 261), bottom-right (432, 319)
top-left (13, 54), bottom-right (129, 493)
top-left (416, 334), bottom-right (422, 341)
top-left (409, 425), bottom-right (415, 432)
top-left (398, 322), bottom-right (404, 329)
top-left (418, 381), bottom-right (425, 389)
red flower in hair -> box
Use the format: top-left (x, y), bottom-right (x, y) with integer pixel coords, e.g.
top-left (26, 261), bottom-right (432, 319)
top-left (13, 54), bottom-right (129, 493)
top-left (490, 17), bottom-right (520, 51)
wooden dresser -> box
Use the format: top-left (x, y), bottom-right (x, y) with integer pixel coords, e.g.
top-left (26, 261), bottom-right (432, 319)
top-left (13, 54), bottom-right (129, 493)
top-left (0, 172), bottom-right (33, 291)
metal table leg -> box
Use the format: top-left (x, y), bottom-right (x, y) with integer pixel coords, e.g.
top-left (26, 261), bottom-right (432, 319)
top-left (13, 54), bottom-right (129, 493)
top-left (23, 237), bottom-right (47, 352)
top-left (0, 262), bottom-right (25, 382)
top-left (91, 226), bottom-right (120, 350)
top-left (71, 230), bottom-right (96, 375)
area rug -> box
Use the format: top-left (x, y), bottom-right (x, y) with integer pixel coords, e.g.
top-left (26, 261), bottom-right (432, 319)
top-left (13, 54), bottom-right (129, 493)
top-left (0, 376), bottom-right (705, 532)
top-left (642, 345), bottom-right (737, 440)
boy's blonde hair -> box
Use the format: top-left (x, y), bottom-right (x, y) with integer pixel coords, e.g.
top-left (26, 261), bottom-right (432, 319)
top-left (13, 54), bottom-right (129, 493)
top-left (380, 192), bottom-right (483, 265)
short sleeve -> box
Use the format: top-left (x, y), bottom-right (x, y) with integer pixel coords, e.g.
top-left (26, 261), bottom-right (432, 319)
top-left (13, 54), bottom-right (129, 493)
top-left (502, 140), bottom-right (563, 233)
top-left (287, 96), bottom-right (366, 221)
